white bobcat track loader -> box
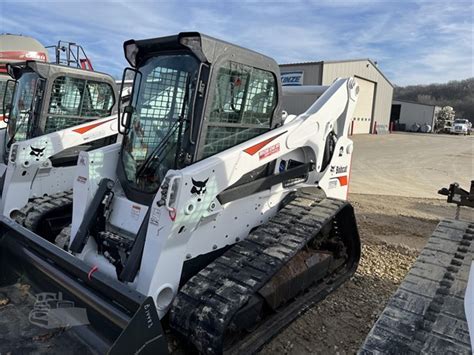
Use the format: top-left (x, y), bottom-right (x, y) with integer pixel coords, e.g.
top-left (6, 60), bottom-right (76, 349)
top-left (0, 32), bottom-right (361, 354)
top-left (0, 60), bottom-right (119, 239)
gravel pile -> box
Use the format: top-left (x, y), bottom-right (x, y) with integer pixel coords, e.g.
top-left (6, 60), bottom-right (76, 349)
top-left (261, 241), bottom-right (419, 354)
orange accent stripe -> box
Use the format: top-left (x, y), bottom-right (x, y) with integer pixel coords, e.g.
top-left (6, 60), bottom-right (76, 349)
top-left (243, 131), bottom-right (287, 156)
top-left (337, 175), bottom-right (348, 186)
top-left (73, 118), bottom-right (114, 134)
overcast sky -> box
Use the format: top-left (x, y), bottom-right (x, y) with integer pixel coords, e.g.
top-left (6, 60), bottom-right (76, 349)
top-left (1, 0), bottom-right (472, 86)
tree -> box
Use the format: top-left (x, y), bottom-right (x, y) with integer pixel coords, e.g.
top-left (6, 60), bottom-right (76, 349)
top-left (394, 78), bottom-right (474, 123)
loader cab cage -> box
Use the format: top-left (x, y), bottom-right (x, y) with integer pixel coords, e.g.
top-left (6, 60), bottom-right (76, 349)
top-left (199, 61), bottom-right (277, 158)
top-left (5, 69), bottom-right (42, 144)
top-left (117, 32), bottom-right (282, 204)
top-left (0, 76), bottom-right (14, 118)
top-left (119, 52), bottom-right (202, 197)
top-left (3, 61), bottom-right (116, 152)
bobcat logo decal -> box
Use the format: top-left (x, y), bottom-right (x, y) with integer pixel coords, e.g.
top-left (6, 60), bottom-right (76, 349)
top-left (30, 146), bottom-right (46, 161)
top-left (191, 178), bottom-right (208, 196)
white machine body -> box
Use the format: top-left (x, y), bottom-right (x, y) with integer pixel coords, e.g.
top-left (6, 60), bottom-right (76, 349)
top-left (0, 115), bottom-right (118, 218)
top-left (70, 78), bottom-right (359, 317)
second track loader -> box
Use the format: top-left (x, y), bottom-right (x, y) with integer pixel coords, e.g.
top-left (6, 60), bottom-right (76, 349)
top-left (0, 32), bottom-right (361, 354)
top-left (0, 59), bottom-right (119, 239)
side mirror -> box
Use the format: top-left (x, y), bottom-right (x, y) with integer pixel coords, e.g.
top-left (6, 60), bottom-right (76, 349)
top-left (117, 67), bottom-right (141, 135)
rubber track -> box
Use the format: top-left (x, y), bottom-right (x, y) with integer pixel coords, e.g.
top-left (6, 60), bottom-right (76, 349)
top-left (170, 190), bottom-right (352, 354)
top-left (13, 190), bottom-right (73, 232)
top-left (360, 219), bottom-right (474, 354)
top-left (55, 224), bottom-right (72, 249)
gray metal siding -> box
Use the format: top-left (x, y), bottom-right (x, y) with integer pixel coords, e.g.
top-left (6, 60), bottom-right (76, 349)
top-left (280, 63), bottom-right (323, 115)
top-left (279, 63), bottom-right (322, 85)
top-left (393, 100), bottom-right (437, 131)
top-left (322, 60), bottom-right (393, 134)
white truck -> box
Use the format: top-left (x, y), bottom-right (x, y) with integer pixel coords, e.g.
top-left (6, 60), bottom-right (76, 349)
top-left (451, 118), bottom-right (472, 135)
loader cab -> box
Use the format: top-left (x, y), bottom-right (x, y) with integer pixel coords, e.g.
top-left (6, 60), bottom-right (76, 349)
top-left (2, 61), bottom-right (117, 160)
top-left (118, 32), bottom-right (283, 203)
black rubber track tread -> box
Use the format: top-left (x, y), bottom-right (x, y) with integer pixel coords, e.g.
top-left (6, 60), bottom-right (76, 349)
top-left (55, 224), bottom-right (72, 249)
top-left (360, 219), bottom-right (474, 355)
top-left (170, 191), bottom-right (357, 354)
top-left (13, 190), bottom-right (73, 232)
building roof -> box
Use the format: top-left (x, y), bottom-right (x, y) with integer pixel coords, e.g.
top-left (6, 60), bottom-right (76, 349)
top-left (279, 60), bottom-right (323, 67)
top-left (393, 99), bottom-right (440, 108)
top-left (279, 58), bottom-right (393, 88)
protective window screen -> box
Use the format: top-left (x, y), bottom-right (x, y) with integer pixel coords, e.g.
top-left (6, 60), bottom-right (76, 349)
top-left (0, 81), bottom-right (4, 114)
top-left (8, 72), bottom-right (38, 142)
top-left (46, 76), bottom-right (114, 133)
top-left (121, 53), bottom-right (199, 194)
top-left (203, 61), bottom-right (276, 158)
top-left (209, 63), bottom-right (250, 124)
top-left (0, 80), bottom-right (10, 115)
top-left (129, 67), bottom-right (187, 162)
top-left (203, 126), bottom-right (269, 157)
top-left (82, 81), bottom-right (115, 117)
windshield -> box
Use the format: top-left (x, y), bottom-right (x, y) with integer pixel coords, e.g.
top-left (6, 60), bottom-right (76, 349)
top-left (122, 54), bottom-right (199, 193)
top-left (7, 71), bottom-right (40, 143)
top-left (454, 119), bottom-right (467, 124)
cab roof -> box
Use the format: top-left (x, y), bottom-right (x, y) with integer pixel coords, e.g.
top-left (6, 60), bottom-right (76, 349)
top-left (124, 32), bottom-right (280, 75)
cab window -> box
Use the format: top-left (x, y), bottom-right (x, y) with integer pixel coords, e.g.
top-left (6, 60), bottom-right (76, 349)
top-left (46, 76), bottom-right (114, 133)
top-left (202, 61), bottom-right (277, 158)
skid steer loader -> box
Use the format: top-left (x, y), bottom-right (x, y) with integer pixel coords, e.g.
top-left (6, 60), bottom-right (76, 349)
top-left (0, 32), bottom-right (361, 354)
top-left (0, 59), bottom-right (119, 239)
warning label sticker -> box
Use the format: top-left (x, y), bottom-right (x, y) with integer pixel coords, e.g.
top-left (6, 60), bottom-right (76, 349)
top-left (150, 207), bottom-right (161, 226)
top-left (131, 205), bottom-right (141, 221)
top-left (259, 143), bottom-right (280, 160)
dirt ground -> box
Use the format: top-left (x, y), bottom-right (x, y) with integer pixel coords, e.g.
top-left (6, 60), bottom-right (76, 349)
top-left (262, 193), bottom-right (472, 354)
top-left (261, 133), bottom-right (473, 354)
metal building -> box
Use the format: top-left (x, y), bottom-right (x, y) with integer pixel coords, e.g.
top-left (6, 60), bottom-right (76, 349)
top-left (391, 100), bottom-right (441, 133)
top-left (280, 59), bottom-right (394, 134)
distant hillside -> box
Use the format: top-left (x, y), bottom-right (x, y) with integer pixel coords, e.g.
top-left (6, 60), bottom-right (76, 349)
top-left (394, 78), bottom-right (474, 122)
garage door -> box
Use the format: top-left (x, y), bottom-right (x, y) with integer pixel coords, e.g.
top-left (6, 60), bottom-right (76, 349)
top-left (351, 77), bottom-right (375, 134)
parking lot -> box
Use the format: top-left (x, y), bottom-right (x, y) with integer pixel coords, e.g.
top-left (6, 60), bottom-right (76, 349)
top-left (350, 132), bottom-right (473, 199)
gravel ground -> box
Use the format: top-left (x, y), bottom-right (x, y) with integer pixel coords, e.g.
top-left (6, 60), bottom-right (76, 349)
top-left (1, 193), bottom-right (470, 354)
top-left (261, 193), bottom-right (469, 354)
